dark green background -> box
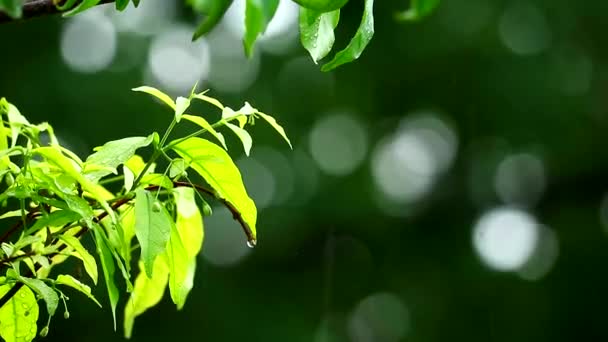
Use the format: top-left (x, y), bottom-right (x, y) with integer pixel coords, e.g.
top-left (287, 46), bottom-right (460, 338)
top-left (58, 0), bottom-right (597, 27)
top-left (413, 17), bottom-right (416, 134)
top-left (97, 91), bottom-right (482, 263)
top-left (2, 0), bottom-right (608, 341)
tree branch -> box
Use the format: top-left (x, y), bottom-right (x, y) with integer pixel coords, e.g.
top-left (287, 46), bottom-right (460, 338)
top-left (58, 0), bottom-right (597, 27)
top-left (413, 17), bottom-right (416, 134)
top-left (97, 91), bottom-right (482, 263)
top-left (0, 0), bottom-right (116, 24)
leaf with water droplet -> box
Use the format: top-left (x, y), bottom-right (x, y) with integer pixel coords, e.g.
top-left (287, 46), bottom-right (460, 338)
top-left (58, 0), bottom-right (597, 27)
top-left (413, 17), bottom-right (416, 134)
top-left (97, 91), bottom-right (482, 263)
top-left (135, 189), bottom-right (172, 278)
top-left (0, 284), bottom-right (38, 342)
top-left (300, 7), bottom-right (340, 63)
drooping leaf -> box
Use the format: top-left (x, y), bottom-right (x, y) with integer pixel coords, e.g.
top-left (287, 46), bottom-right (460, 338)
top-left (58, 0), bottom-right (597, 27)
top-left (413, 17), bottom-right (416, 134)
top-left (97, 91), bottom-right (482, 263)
top-left (255, 111), bottom-right (293, 149)
top-left (292, 0), bottom-right (349, 12)
top-left (171, 137), bottom-right (257, 241)
top-left (192, 93), bottom-right (224, 110)
top-left (0, 284), bottom-right (38, 342)
top-left (190, 0), bottom-right (234, 40)
top-left (5, 100), bottom-right (29, 148)
top-left (395, 0), bottom-right (440, 21)
top-left (115, 0), bottom-right (129, 11)
top-left (173, 187), bottom-right (204, 258)
top-left (19, 277), bottom-right (59, 318)
top-left (225, 122), bottom-right (253, 156)
top-left (124, 259), bottom-right (169, 339)
top-left (165, 217), bottom-right (192, 310)
top-left (134, 189), bottom-right (171, 277)
top-left (58, 235), bottom-right (98, 285)
top-left (300, 8), bottom-right (340, 63)
top-left (55, 274), bottom-right (101, 307)
top-left (181, 114), bottom-right (227, 149)
top-left (321, 0), bottom-right (374, 71)
top-left (174, 97), bottom-right (190, 123)
top-left (0, 0), bottom-right (23, 18)
top-left (94, 228), bottom-right (119, 330)
top-left (132, 86), bottom-right (176, 110)
top-left (84, 135), bottom-right (154, 182)
top-left (243, 0), bottom-right (280, 57)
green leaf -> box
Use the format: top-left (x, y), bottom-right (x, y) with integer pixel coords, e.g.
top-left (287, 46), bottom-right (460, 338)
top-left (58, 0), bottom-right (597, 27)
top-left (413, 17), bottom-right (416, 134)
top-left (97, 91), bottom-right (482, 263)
top-left (55, 274), bottom-right (101, 307)
top-left (174, 97), bottom-right (190, 123)
top-left (5, 100), bottom-right (29, 148)
top-left (62, 0), bottom-right (103, 17)
top-left (123, 165), bottom-right (135, 192)
top-left (181, 114), bottom-right (227, 149)
top-left (124, 259), bottom-right (169, 339)
top-left (396, 0), bottom-right (440, 21)
top-left (165, 217), bottom-right (192, 310)
top-left (173, 187), bottom-right (204, 258)
top-left (243, 0), bottom-right (279, 57)
top-left (0, 284), bottom-right (38, 342)
top-left (115, 0), bottom-right (129, 10)
top-left (63, 193), bottom-right (95, 227)
top-left (171, 137), bottom-right (257, 241)
top-left (169, 159), bottom-right (188, 179)
top-left (192, 93), bottom-right (224, 110)
top-left (58, 235), bottom-right (98, 285)
top-left (19, 277), bottom-right (59, 318)
top-left (25, 210), bottom-right (81, 235)
top-left (321, 0), bottom-right (374, 71)
top-left (225, 122), bottom-right (253, 156)
top-left (190, 0), bottom-right (234, 40)
top-left (132, 86), bottom-right (176, 110)
top-left (0, 0), bottom-right (22, 19)
top-left (300, 8), bottom-right (340, 63)
top-left (255, 110), bottom-right (292, 149)
top-left (84, 135), bottom-right (154, 182)
top-left (94, 228), bottom-right (119, 330)
top-left (139, 173), bottom-right (174, 189)
top-left (134, 189), bottom-right (171, 278)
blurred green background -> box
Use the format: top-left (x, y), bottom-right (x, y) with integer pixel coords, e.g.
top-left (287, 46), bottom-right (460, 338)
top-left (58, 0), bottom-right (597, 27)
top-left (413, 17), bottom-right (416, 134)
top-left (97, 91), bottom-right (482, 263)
top-left (3, 0), bottom-right (608, 341)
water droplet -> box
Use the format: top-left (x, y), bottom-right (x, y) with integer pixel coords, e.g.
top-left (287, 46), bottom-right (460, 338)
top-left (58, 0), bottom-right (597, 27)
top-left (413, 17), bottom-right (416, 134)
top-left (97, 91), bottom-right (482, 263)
top-left (24, 310), bottom-right (29, 317)
top-left (246, 239), bottom-right (257, 248)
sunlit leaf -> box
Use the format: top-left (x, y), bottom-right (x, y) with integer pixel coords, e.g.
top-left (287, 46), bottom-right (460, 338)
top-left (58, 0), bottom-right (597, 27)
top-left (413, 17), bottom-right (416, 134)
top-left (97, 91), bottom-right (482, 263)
top-left (225, 122), bottom-right (253, 156)
top-left (173, 187), bottom-right (204, 257)
top-left (124, 259), bottom-right (169, 339)
top-left (174, 97), bottom-right (190, 123)
top-left (165, 217), bottom-right (192, 310)
top-left (134, 189), bottom-right (171, 277)
top-left (19, 277), bottom-right (58, 318)
top-left (5, 100), bottom-right (29, 148)
top-left (182, 114), bottom-right (227, 149)
top-left (321, 0), bottom-right (374, 71)
top-left (192, 93), bottom-right (224, 110)
top-left (0, 284), bottom-right (38, 342)
top-left (255, 111), bottom-right (292, 148)
top-left (171, 137), bottom-right (257, 240)
top-left (300, 8), bottom-right (340, 63)
top-left (58, 235), bottom-right (98, 285)
top-left (84, 135), bottom-right (154, 182)
top-left (94, 228), bottom-right (119, 330)
top-left (169, 159), bottom-right (188, 179)
top-left (190, 0), bottom-right (234, 40)
top-left (243, 0), bottom-right (279, 57)
top-left (25, 210), bottom-right (81, 235)
top-left (132, 86), bottom-right (176, 110)
top-left (395, 0), bottom-right (440, 21)
top-left (55, 274), bottom-right (101, 307)
top-left (139, 173), bottom-right (174, 190)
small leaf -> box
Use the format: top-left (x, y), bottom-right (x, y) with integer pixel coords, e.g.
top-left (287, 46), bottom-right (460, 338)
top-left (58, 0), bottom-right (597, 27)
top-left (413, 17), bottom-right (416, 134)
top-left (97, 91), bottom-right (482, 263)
top-left (0, 0), bottom-right (23, 18)
top-left (134, 189), bottom-right (171, 278)
top-left (123, 165), bottom-right (134, 192)
top-left (5, 100), bottom-right (29, 148)
top-left (182, 114), bottom-right (227, 149)
top-left (139, 173), bottom-right (174, 189)
top-left (55, 274), bottom-right (102, 307)
top-left (84, 135), bottom-right (154, 182)
top-left (58, 235), bottom-right (98, 285)
top-left (395, 0), bottom-right (440, 21)
top-left (171, 137), bottom-right (257, 241)
top-left (174, 97), bottom-right (190, 123)
top-left (192, 93), bottom-right (224, 110)
top-left (321, 0), bottom-right (374, 71)
top-left (115, 0), bottom-right (129, 10)
top-left (94, 228), bottom-right (119, 330)
top-left (243, 0), bottom-right (279, 57)
top-left (0, 284), bottom-right (38, 342)
top-left (166, 218), bottom-right (192, 310)
top-left (225, 122), bottom-right (253, 156)
top-left (169, 159), bottom-right (188, 179)
top-left (190, 0), bottom-right (234, 40)
top-left (124, 259), bottom-right (169, 338)
top-left (255, 111), bottom-right (292, 148)
top-left (19, 277), bottom-right (59, 318)
top-left (132, 86), bottom-right (176, 110)
top-left (300, 8), bottom-right (340, 63)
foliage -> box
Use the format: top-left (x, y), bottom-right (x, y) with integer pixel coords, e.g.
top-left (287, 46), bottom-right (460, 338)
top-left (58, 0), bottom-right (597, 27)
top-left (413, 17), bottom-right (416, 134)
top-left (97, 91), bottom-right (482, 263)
top-left (0, 0), bottom-right (441, 71)
top-left (0, 85), bottom-right (291, 341)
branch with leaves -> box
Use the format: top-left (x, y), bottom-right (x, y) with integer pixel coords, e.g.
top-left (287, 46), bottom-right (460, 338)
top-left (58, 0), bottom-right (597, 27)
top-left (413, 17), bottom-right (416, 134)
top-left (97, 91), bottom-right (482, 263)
top-left (0, 0), bottom-right (440, 71)
top-left (0, 84), bottom-right (291, 341)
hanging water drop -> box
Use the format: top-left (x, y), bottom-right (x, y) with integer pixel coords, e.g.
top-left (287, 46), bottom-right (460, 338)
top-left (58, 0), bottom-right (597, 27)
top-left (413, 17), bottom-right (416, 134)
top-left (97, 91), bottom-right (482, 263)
top-left (246, 239), bottom-right (257, 248)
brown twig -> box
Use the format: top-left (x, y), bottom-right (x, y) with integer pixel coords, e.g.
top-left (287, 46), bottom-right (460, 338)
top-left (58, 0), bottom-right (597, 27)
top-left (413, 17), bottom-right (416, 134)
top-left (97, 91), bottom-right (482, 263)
top-left (0, 0), bottom-right (116, 24)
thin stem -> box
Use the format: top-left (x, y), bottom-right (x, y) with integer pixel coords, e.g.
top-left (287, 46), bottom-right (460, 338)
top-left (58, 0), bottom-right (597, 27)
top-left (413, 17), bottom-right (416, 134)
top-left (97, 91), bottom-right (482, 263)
top-left (99, 175), bottom-right (125, 186)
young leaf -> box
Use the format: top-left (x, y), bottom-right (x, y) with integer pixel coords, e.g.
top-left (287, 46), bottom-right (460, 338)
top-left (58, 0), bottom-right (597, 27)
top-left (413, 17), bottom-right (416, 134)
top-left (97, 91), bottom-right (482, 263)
top-left (300, 8), bottom-right (340, 63)
top-left (225, 122), bottom-right (253, 156)
top-left (190, 0), bottom-right (234, 40)
top-left (55, 274), bottom-right (102, 307)
top-left (192, 93), bottom-right (224, 110)
top-left (0, 284), bottom-right (38, 342)
top-left (243, 0), bottom-right (279, 57)
top-left (134, 189), bottom-right (171, 277)
top-left (123, 165), bottom-right (135, 192)
top-left (173, 187), bottom-right (204, 257)
top-left (0, 0), bottom-right (23, 18)
top-left (171, 137), bottom-right (258, 241)
top-left (169, 159), bottom-right (188, 179)
top-left (132, 86), bottom-right (176, 110)
top-left (58, 235), bottom-right (98, 285)
top-left (124, 259), bottom-right (169, 339)
top-left (321, 0), bottom-right (374, 71)
top-left (181, 114), bottom-right (227, 149)
top-left (5, 100), bottom-right (29, 148)
top-left (395, 0), bottom-right (440, 21)
top-left (84, 135), bottom-right (154, 181)
top-left (255, 111), bottom-right (293, 148)
top-left (165, 218), bottom-right (193, 310)
top-left (19, 277), bottom-right (59, 318)
top-left (174, 97), bottom-right (190, 123)
top-left (94, 228), bottom-right (119, 330)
